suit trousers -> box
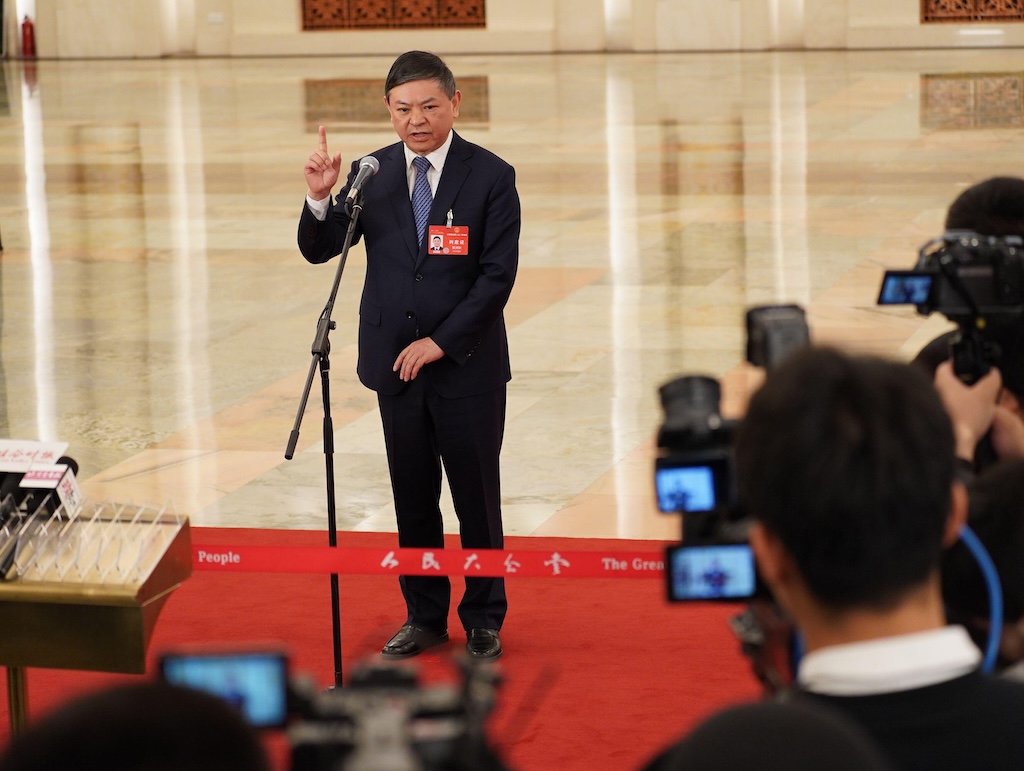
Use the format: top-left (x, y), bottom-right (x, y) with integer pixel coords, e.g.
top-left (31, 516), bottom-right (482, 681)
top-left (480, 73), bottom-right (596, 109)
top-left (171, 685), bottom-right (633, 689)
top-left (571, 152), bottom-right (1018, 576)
top-left (377, 376), bottom-right (508, 631)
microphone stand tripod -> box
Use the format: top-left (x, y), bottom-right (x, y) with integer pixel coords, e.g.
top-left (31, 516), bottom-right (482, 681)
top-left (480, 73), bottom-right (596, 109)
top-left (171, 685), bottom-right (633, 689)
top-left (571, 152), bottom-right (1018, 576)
top-left (285, 195), bottom-right (364, 690)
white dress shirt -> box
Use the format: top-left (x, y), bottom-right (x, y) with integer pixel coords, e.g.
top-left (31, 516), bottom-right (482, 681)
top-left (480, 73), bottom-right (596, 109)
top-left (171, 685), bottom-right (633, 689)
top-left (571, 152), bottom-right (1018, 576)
top-left (797, 625), bottom-right (982, 696)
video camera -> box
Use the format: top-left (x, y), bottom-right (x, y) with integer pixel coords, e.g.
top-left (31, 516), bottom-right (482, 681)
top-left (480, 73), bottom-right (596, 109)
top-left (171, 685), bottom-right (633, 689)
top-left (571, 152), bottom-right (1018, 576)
top-left (655, 304), bottom-right (809, 603)
top-left (654, 305), bottom-right (809, 693)
top-left (878, 231), bottom-right (1024, 384)
top-left (159, 648), bottom-right (505, 771)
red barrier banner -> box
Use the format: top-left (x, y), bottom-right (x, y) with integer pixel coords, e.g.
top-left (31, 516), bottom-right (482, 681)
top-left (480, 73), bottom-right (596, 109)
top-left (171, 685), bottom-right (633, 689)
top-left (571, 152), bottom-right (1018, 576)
top-left (193, 544), bottom-right (667, 579)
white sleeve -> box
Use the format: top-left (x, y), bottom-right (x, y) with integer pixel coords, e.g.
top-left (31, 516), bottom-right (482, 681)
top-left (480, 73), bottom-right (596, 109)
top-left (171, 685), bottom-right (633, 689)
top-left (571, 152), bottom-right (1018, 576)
top-left (305, 194), bottom-right (330, 221)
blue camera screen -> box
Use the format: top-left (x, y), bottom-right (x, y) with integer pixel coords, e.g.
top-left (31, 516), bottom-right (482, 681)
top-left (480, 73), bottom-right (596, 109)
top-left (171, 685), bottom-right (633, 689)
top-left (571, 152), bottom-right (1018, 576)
top-left (656, 464), bottom-right (716, 512)
top-left (669, 544), bottom-right (756, 600)
top-left (878, 273), bottom-right (933, 305)
top-left (161, 652), bottom-right (288, 728)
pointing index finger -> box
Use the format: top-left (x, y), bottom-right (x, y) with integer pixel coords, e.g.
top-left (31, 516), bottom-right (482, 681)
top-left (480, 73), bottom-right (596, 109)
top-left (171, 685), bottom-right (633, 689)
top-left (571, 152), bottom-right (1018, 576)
top-left (318, 125), bottom-right (328, 153)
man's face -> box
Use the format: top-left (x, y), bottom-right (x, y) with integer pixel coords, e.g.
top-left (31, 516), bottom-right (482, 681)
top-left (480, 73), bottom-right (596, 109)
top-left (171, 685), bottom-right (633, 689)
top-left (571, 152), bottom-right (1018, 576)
top-left (385, 78), bottom-right (461, 155)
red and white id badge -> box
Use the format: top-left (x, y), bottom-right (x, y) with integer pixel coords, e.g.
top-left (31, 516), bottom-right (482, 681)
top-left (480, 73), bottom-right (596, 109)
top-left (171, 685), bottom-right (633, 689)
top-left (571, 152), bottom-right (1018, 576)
top-left (427, 225), bottom-right (469, 255)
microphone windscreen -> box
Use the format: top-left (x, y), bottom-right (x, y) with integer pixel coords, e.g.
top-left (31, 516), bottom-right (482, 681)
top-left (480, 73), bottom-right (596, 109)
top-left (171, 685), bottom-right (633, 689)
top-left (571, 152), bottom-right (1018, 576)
top-left (56, 456), bottom-right (79, 476)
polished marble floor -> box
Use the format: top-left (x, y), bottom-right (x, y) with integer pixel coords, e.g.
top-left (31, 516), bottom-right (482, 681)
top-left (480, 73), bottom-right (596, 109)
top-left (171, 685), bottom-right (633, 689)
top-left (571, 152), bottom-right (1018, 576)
top-left (1, 49), bottom-right (1020, 540)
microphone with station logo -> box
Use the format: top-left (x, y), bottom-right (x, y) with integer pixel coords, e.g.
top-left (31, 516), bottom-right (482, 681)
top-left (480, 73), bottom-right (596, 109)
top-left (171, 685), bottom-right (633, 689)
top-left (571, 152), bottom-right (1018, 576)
top-left (343, 155), bottom-right (381, 213)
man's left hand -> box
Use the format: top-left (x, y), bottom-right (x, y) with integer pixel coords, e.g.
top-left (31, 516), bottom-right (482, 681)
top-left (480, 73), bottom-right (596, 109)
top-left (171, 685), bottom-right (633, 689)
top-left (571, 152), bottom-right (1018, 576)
top-left (394, 338), bottom-right (444, 382)
top-left (991, 405), bottom-right (1024, 460)
top-left (934, 360), bottom-right (1002, 462)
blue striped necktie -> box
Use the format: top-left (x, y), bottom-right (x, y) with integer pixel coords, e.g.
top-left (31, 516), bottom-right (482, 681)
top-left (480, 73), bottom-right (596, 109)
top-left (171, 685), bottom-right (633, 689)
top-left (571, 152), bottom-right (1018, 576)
top-left (411, 155), bottom-right (433, 245)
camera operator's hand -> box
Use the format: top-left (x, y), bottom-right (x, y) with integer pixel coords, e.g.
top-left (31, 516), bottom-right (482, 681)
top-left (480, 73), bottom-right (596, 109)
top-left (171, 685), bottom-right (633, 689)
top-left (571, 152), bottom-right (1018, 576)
top-left (990, 405), bottom-right (1024, 461)
top-left (934, 360), bottom-right (1002, 463)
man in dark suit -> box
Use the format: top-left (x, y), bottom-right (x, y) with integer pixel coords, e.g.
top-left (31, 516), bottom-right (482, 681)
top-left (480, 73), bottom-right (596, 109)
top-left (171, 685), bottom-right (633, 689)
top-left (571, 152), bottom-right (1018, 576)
top-left (298, 51), bottom-right (519, 661)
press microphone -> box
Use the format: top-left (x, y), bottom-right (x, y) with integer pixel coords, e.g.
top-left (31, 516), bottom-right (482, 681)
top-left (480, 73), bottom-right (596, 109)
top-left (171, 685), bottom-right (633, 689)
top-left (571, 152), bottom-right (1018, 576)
top-left (0, 469), bottom-right (30, 521)
top-left (0, 472), bottom-right (25, 511)
top-left (0, 456), bottom-right (79, 579)
top-left (343, 155), bottom-right (380, 213)
top-left (25, 456), bottom-right (80, 517)
top-left (4, 456), bottom-right (80, 520)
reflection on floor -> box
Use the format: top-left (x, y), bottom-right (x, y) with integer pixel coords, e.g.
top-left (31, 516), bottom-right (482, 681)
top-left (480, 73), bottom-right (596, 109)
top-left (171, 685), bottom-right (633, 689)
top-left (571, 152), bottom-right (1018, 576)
top-left (1, 49), bottom-right (1012, 540)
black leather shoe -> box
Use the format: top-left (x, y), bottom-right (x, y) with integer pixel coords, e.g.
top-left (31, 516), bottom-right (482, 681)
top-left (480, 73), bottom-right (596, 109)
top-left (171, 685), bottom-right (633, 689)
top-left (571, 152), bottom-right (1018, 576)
top-left (466, 628), bottom-right (502, 660)
top-left (381, 624), bottom-right (448, 659)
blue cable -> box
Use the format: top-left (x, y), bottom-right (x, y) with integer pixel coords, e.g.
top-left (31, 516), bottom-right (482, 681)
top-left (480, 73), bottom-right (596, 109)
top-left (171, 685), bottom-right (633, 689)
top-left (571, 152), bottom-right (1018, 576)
top-left (958, 524), bottom-right (1002, 674)
top-left (790, 629), bottom-right (804, 675)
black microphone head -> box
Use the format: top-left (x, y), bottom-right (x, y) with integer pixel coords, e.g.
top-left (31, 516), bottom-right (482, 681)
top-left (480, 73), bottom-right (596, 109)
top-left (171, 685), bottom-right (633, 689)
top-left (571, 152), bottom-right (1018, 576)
top-left (344, 157), bottom-right (381, 214)
top-left (18, 457), bottom-right (78, 518)
top-left (56, 456), bottom-right (79, 476)
top-left (359, 155), bottom-right (380, 175)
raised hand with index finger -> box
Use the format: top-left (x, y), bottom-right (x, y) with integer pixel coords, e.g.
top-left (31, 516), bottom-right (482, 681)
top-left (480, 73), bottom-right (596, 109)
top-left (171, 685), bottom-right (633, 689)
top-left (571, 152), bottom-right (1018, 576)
top-left (304, 125), bottom-right (342, 202)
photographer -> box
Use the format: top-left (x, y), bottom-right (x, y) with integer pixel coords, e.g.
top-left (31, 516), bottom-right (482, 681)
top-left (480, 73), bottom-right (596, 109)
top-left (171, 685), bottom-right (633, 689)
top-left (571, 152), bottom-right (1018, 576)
top-left (735, 346), bottom-right (1024, 770)
top-left (912, 177), bottom-right (1024, 468)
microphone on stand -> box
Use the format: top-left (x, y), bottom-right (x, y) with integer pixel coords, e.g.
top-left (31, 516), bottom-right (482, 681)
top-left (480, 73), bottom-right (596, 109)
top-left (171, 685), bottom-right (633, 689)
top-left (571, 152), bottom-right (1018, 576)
top-left (343, 155), bottom-right (381, 213)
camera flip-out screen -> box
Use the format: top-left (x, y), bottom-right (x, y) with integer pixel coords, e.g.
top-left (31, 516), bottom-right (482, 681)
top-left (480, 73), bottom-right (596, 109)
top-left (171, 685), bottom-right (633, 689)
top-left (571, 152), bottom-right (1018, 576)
top-left (665, 543), bottom-right (757, 602)
top-left (655, 456), bottom-right (730, 513)
top-left (655, 464), bottom-right (715, 512)
top-left (159, 649), bottom-right (289, 729)
top-left (877, 271), bottom-right (935, 306)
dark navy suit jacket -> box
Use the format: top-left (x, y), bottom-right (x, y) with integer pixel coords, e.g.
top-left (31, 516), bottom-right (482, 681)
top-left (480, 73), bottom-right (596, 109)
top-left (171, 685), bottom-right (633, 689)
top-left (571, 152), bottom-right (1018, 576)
top-left (298, 131), bottom-right (520, 398)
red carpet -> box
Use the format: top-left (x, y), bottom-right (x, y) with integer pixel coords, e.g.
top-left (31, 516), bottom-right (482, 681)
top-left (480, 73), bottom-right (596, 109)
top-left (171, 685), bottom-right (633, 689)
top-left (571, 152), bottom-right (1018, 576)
top-left (0, 528), bottom-right (761, 770)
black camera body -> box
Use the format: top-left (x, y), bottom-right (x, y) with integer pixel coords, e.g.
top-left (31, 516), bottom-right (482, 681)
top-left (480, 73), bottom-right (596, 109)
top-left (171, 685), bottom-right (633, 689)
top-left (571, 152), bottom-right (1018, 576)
top-left (655, 375), bottom-right (737, 518)
top-left (655, 305), bottom-right (809, 603)
top-left (878, 231), bottom-right (1024, 384)
top-left (654, 305), bottom-right (809, 691)
top-left (287, 662), bottom-right (501, 771)
top-left (159, 649), bottom-right (502, 771)
top-left (655, 375), bottom-right (752, 602)
top-left (745, 304), bottom-right (810, 370)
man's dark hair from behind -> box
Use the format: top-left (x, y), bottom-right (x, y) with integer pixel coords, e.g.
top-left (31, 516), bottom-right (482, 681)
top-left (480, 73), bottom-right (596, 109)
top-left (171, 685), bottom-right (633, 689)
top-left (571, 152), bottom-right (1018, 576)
top-left (0, 682), bottom-right (272, 771)
top-left (384, 50), bottom-right (457, 100)
top-left (943, 459), bottom-right (1024, 650)
top-left (735, 347), bottom-right (956, 610)
top-left (945, 176), bottom-right (1024, 237)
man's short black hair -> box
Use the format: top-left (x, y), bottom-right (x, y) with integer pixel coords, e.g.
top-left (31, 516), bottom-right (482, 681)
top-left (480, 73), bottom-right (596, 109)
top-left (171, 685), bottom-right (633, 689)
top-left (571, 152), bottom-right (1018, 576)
top-left (735, 347), bottom-right (956, 610)
top-left (943, 459), bottom-right (1024, 633)
top-left (945, 176), bottom-right (1024, 237)
top-left (385, 50), bottom-right (457, 100)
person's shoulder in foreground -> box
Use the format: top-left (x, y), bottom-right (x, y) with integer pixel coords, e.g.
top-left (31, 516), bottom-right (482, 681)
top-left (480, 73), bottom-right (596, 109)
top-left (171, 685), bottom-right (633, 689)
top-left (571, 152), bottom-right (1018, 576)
top-left (641, 699), bottom-right (895, 771)
top-left (796, 667), bottom-right (1024, 771)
